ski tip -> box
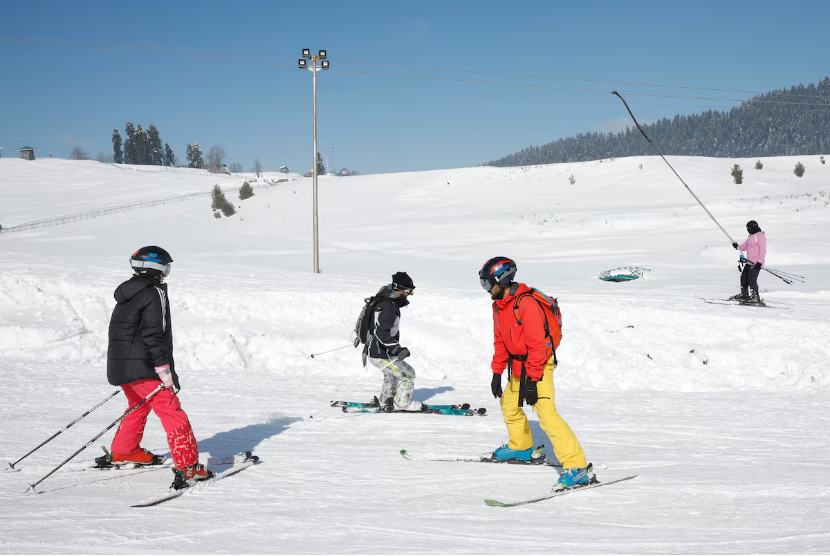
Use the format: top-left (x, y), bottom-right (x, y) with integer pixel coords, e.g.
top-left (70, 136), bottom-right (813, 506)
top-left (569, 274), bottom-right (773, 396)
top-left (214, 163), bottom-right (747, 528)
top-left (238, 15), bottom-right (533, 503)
top-left (484, 499), bottom-right (507, 507)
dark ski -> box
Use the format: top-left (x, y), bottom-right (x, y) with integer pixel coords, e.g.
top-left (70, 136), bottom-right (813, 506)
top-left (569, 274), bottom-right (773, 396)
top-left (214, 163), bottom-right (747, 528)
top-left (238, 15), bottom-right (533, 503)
top-left (332, 399), bottom-right (472, 411)
top-left (344, 406), bottom-right (486, 416)
top-left (698, 297), bottom-right (785, 309)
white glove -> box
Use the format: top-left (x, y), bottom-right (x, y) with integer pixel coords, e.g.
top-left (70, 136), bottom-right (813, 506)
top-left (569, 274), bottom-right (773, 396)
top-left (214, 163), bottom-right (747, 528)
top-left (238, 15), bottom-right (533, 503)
top-left (155, 365), bottom-right (175, 391)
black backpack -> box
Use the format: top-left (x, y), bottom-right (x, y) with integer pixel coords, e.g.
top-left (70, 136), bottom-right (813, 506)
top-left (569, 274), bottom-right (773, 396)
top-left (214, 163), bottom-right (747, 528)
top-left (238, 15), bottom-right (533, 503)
top-left (353, 289), bottom-right (385, 347)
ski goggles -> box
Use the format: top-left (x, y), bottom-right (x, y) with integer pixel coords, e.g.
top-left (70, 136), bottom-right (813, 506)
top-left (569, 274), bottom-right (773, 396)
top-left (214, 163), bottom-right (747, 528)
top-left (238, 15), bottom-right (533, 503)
top-left (131, 259), bottom-right (172, 277)
top-left (479, 272), bottom-right (497, 292)
top-left (396, 287), bottom-right (415, 295)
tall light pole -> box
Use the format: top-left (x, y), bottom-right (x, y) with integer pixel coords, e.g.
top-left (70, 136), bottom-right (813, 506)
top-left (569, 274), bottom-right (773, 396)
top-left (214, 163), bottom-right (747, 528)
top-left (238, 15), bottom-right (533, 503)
top-left (331, 145), bottom-right (336, 176)
top-left (299, 48), bottom-right (329, 274)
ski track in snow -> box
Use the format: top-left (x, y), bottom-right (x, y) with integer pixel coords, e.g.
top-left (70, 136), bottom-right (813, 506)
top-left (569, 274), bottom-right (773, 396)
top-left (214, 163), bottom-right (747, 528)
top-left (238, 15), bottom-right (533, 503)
top-left (1, 156), bottom-right (829, 554)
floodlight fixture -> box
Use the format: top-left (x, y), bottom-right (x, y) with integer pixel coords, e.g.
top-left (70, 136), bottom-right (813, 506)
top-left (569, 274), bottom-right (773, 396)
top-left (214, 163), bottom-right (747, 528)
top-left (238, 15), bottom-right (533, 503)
top-left (321, 60), bottom-right (330, 70)
top-left (318, 50), bottom-right (327, 59)
top-left (298, 59), bottom-right (307, 69)
top-left (302, 48), bottom-right (311, 59)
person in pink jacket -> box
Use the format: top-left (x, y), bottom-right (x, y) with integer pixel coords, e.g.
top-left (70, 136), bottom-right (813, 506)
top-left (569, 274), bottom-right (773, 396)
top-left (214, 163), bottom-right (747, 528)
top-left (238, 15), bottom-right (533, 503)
top-left (731, 220), bottom-right (766, 303)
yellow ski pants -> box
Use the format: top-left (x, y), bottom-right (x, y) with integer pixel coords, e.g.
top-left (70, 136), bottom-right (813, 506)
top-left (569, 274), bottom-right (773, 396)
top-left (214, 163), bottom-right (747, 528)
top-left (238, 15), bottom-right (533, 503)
top-left (500, 358), bottom-right (587, 470)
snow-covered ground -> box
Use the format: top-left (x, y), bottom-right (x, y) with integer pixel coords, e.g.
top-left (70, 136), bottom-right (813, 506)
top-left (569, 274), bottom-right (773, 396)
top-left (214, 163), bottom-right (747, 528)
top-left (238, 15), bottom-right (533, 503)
top-left (0, 156), bottom-right (828, 554)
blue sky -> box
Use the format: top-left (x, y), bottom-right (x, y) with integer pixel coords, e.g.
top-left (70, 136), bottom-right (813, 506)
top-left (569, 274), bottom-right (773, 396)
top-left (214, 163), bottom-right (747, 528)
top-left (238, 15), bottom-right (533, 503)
top-left (1, 1), bottom-right (828, 174)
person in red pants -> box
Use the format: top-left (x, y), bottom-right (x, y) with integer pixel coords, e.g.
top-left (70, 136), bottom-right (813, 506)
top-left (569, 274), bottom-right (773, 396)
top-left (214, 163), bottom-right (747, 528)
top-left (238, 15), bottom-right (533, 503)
top-left (99, 246), bottom-right (212, 490)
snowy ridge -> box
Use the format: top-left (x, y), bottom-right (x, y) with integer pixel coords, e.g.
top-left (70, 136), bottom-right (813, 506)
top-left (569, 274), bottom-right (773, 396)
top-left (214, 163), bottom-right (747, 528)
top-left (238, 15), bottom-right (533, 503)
top-left (1, 265), bottom-right (826, 392)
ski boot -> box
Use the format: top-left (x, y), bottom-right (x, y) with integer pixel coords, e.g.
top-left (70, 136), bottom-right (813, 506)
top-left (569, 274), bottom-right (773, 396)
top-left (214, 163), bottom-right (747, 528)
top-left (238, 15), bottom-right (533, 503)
top-left (377, 398), bottom-right (395, 412)
top-left (553, 463), bottom-right (597, 491)
top-left (728, 287), bottom-right (749, 301)
top-left (741, 289), bottom-right (764, 306)
top-left (171, 463), bottom-right (214, 490)
top-left (493, 444), bottom-right (534, 461)
top-left (94, 447), bottom-right (165, 468)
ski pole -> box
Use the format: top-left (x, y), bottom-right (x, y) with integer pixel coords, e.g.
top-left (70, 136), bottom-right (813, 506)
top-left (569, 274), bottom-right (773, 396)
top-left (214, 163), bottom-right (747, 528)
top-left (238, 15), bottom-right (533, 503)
top-left (765, 268), bottom-right (804, 284)
top-left (310, 343), bottom-right (353, 358)
top-left (764, 267), bottom-right (805, 281)
top-left (8, 388), bottom-right (122, 471)
top-left (613, 91), bottom-right (736, 245)
top-left (25, 384), bottom-right (163, 492)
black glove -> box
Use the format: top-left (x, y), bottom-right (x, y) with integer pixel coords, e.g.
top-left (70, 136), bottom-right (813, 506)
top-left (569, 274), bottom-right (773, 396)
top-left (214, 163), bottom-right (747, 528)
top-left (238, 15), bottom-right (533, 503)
top-left (391, 346), bottom-right (410, 360)
top-left (491, 373), bottom-right (503, 398)
top-left (753, 262), bottom-right (762, 270)
top-left (521, 379), bottom-right (539, 406)
top-left (732, 242), bottom-right (738, 250)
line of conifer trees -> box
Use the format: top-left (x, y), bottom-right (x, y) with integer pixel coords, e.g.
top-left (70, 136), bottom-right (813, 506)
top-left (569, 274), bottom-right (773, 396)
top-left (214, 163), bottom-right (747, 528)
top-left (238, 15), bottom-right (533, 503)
top-left (487, 77), bottom-right (830, 167)
top-left (112, 123), bottom-right (175, 166)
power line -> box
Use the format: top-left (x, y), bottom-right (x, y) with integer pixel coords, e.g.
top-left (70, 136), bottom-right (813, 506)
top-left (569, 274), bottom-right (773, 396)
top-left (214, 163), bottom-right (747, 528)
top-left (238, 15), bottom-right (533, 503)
top-left (0, 33), bottom-right (811, 98)
top-left (2, 36), bottom-right (829, 107)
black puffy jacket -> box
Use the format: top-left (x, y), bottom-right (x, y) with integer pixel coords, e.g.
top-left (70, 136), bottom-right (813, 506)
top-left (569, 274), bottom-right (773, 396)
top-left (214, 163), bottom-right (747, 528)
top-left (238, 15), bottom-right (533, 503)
top-left (106, 276), bottom-right (179, 388)
top-left (367, 286), bottom-right (409, 359)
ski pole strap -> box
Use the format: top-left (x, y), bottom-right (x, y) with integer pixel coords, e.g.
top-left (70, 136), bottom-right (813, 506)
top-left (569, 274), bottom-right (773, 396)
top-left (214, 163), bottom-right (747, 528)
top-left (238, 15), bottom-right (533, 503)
top-left (508, 354), bottom-right (528, 408)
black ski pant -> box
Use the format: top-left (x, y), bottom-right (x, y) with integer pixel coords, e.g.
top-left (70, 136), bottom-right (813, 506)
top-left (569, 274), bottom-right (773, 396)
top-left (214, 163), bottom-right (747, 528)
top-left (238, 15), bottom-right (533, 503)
top-left (740, 264), bottom-right (761, 292)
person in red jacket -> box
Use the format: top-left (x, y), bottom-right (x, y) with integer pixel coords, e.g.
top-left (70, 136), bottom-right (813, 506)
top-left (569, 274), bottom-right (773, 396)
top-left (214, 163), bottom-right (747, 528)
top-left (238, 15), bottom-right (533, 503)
top-left (480, 256), bottom-right (594, 491)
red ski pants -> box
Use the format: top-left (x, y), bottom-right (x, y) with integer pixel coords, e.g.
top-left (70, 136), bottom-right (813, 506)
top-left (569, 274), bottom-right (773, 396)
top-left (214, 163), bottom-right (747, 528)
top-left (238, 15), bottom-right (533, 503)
top-left (111, 378), bottom-right (198, 468)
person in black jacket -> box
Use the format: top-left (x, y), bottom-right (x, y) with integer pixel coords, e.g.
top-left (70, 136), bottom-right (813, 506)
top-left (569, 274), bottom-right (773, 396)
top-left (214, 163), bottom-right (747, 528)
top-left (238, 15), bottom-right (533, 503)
top-left (364, 272), bottom-right (424, 412)
top-left (100, 246), bottom-right (212, 489)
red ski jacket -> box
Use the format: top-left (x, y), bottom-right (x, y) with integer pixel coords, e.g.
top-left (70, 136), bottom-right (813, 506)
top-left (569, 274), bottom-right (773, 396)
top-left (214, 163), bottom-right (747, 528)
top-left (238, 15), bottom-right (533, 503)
top-left (491, 283), bottom-right (552, 381)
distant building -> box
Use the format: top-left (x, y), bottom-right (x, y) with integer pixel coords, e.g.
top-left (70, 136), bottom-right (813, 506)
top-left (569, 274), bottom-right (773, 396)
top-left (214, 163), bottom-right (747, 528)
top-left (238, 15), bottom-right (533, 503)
top-left (19, 146), bottom-right (36, 160)
top-left (279, 165), bottom-right (290, 174)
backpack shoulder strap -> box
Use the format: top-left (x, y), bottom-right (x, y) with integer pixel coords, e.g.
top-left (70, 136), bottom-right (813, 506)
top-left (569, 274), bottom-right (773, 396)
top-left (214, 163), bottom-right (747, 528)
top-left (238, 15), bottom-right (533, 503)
top-left (511, 290), bottom-right (534, 325)
top-left (513, 289), bottom-right (550, 335)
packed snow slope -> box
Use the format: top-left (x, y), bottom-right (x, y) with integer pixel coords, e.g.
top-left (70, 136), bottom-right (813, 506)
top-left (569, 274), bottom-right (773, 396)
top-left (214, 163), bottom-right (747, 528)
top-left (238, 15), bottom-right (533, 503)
top-left (0, 156), bottom-right (828, 554)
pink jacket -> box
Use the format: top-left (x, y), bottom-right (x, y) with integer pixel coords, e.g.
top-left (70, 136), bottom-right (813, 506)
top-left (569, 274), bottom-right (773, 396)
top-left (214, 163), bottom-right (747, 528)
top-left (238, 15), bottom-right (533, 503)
top-left (738, 231), bottom-right (766, 265)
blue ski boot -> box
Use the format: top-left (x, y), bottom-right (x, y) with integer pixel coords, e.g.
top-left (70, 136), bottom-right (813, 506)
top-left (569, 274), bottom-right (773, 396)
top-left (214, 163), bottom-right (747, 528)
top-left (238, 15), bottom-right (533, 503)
top-left (554, 463), bottom-right (596, 491)
top-left (493, 444), bottom-right (533, 461)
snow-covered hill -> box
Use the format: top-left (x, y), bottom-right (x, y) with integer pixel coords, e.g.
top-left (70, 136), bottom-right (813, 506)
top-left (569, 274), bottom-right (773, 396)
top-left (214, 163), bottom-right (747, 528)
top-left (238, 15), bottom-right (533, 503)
top-left (1, 156), bottom-right (828, 553)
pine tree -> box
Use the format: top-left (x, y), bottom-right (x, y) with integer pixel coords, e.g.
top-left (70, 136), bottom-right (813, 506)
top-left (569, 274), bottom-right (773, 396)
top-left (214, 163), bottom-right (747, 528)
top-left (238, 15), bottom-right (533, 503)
top-left (147, 125), bottom-right (163, 165)
top-left (164, 142), bottom-right (175, 166)
top-left (731, 164), bottom-right (743, 184)
top-left (755, 160), bottom-right (763, 170)
top-left (124, 122), bottom-right (136, 164)
top-left (794, 162), bottom-right (806, 177)
top-left (187, 143), bottom-right (204, 168)
top-left (112, 129), bottom-right (123, 164)
top-left (211, 184), bottom-right (236, 216)
top-left (239, 181), bottom-right (255, 200)
top-left (316, 151), bottom-right (325, 175)
top-left (134, 124), bottom-right (148, 165)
